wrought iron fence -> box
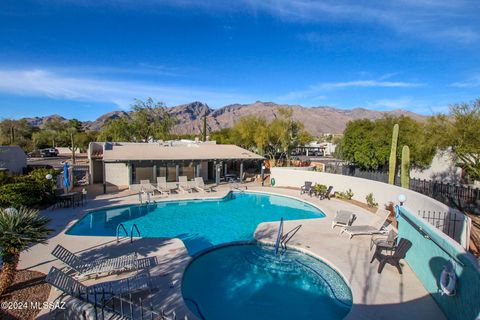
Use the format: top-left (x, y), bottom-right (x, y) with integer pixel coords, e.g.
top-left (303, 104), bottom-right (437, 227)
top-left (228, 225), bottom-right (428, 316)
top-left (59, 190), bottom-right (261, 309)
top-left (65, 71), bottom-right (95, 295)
top-left (418, 210), bottom-right (469, 245)
top-left (338, 166), bottom-right (480, 214)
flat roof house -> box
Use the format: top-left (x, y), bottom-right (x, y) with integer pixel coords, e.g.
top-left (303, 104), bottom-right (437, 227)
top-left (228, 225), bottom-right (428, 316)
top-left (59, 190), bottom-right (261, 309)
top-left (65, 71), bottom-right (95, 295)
top-left (88, 141), bottom-right (264, 190)
top-left (0, 145), bottom-right (27, 175)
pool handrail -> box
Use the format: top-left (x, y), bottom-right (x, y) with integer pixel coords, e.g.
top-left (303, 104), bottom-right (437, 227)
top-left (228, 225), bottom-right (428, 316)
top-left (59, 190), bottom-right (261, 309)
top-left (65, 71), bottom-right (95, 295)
top-left (130, 224), bottom-right (141, 243)
top-left (116, 223), bottom-right (128, 243)
top-left (275, 218), bottom-right (284, 255)
top-left (281, 224), bottom-right (302, 250)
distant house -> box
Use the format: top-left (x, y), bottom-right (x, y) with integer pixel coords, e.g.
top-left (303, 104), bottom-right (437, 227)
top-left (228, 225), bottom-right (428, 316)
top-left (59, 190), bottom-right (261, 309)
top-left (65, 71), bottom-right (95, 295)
top-left (88, 140), bottom-right (264, 189)
top-left (0, 146), bottom-right (27, 175)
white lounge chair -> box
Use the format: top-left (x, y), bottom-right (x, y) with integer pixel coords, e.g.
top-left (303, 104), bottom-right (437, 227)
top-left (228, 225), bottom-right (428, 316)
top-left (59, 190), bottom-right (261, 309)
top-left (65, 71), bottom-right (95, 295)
top-left (193, 177), bottom-right (215, 192)
top-left (51, 245), bottom-right (143, 279)
top-left (140, 180), bottom-right (155, 193)
top-left (46, 266), bottom-right (152, 302)
top-left (340, 209), bottom-right (390, 239)
top-left (178, 176), bottom-right (193, 193)
top-left (332, 210), bottom-right (357, 229)
top-left (156, 177), bottom-right (171, 195)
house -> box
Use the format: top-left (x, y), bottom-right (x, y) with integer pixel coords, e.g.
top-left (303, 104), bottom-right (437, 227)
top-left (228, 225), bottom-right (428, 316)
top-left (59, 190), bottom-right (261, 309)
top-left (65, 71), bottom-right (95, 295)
top-left (0, 145), bottom-right (27, 175)
top-left (88, 141), bottom-right (264, 189)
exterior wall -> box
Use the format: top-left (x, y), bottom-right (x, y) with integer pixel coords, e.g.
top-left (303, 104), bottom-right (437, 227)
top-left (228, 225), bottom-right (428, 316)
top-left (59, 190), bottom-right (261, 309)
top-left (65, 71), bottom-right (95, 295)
top-left (56, 147), bottom-right (80, 155)
top-left (105, 162), bottom-right (129, 187)
top-left (270, 167), bottom-right (471, 248)
top-left (0, 146), bottom-right (27, 174)
top-left (411, 149), bottom-right (462, 183)
top-left (398, 207), bottom-right (480, 320)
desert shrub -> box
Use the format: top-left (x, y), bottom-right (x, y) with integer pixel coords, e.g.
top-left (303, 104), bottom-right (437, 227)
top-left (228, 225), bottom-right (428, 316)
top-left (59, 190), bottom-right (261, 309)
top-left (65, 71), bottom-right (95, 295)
top-left (365, 193), bottom-right (378, 207)
top-left (335, 189), bottom-right (354, 200)
top-left (313, 184), bottom-right (327, 194)
top-left (0, 172), bottom-right (13, 186)
top-left (0, 182), bottom-right (44, 208)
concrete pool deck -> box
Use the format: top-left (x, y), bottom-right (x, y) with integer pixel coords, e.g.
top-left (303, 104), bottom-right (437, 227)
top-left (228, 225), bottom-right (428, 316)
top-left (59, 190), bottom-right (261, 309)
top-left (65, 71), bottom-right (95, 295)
top-left (18, 184), bottom-right (446, 319)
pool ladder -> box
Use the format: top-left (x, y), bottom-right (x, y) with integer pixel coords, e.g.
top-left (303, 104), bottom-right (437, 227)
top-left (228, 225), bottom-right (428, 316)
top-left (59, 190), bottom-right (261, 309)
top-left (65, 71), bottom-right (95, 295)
top-left (116, 223), bottom-right (141, 243)
top-left (274, 218), bottom-right (284, 255)
top-left (274, 218), bottom-right (302, 255)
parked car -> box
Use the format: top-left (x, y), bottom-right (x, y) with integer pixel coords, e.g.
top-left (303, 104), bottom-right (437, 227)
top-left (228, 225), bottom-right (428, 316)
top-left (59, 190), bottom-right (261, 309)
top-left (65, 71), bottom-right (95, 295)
top-left (40, 148), bottom-right (59, 157)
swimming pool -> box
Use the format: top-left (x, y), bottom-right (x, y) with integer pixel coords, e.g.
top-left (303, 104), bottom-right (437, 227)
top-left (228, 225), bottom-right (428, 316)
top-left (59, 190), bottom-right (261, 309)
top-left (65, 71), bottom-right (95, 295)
top-left (182, 243), bottom-right (352, 320)
top-left (67, 191), bottom-right (325, 255)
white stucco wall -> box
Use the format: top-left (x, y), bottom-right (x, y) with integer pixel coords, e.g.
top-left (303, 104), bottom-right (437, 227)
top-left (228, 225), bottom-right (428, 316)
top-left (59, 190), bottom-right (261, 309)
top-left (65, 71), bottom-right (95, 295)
top-left (271, 167), bottom-right (471, 248)
top-left (0, 146), bottom-right (27, 174)
top-left (105, 162), bottom-right (129, 187)
top-left (410, 149), bottom-right (462, 183)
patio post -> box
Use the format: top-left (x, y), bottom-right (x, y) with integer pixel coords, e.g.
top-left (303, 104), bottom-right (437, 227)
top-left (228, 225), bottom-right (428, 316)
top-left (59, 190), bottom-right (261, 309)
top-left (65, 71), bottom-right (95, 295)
top-left (239, 161), bottom-right (244, 182)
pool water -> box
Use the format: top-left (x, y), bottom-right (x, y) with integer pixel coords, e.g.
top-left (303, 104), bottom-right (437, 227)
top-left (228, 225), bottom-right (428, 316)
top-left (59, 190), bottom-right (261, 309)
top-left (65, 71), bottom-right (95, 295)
top-left (67, 192), bottom-right (325, 255)
top-left (182, 244), bottom-right (352, 320)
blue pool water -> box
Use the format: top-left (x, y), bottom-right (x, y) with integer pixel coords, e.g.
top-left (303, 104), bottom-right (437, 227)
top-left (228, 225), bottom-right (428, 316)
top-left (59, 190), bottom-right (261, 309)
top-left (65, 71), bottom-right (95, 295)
top-left (67, 192), bottom-right (325, 255)
top-left (182, 244), bottom-right (352, 320)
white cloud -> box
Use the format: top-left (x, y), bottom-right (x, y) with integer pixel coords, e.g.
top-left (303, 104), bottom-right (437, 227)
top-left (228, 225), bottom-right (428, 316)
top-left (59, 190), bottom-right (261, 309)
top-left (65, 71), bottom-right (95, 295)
top-left (451, 75), bottom-right (480, 88)
top-left (0, 68), bottom-right (250, 108)
top-left (366, 97), bottom-right (449, 114)
top-left (278, 77), bottom-right (424, 102)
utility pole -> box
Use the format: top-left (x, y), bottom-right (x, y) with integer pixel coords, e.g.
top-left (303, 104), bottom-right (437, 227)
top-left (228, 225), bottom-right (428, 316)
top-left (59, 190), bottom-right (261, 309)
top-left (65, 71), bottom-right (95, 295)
top-left (202, 111), bottom-right (207, 142)
top-left (70, 132), bottom-right (76, 165)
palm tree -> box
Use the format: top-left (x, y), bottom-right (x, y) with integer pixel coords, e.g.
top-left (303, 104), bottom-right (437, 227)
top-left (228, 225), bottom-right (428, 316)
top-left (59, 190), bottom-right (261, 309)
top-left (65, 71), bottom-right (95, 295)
top-left (0, 207), bottom-right (52, 295)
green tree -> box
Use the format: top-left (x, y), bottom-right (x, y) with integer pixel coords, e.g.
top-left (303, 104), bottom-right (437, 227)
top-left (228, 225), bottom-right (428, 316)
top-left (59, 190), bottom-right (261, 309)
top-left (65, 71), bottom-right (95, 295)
top-left (0, 119), bottom-right (36, 150)
top-left (98, 117), bottom-right (133, 142)
top-left (210, 128), bottom-right (235, 144)
top-left (0, 207), bottom-right (52, 295)
top-left (428, 99), bottom-right (480, 181)
top-left (339, 116), bottom-right (436, 170)
top-left (98, 98), bottom-right (175, 142)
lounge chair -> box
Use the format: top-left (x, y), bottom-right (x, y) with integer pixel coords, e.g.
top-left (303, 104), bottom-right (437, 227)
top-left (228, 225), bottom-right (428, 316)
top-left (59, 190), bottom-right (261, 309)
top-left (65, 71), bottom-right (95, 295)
top-left (332, 210), bottom-right (357, 229)
top-left (193, 177), bottom-right (215, 192)
top-left (178, 176), bottom-right (193, 193)
top-left (340, 209), bottom-right (390, 239)
top-left (370, 238), bottom-right (412, 274)
top-left (317, 185), bottom-right (333, 200)
top-left (300, 181), bottom-right (313, 195)
top-left (51, 245), bottom-right (141, 279)
top-left (156, 177), bottom-right (171, 195)
top-left (140, 180), bottom-right (155, 193)
top-left (46, 266), bottom-right (152, 302)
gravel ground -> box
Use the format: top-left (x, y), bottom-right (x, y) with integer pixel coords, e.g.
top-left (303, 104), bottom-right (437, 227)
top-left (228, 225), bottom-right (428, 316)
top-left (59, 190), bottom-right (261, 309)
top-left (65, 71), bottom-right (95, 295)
top-left (0, 270), bottom-right (51, 320)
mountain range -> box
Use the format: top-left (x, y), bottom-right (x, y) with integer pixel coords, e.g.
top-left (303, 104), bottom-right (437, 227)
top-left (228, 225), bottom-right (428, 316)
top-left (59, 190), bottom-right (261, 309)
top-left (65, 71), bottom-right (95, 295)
top-left (23, 101), bottom-right (426, 136)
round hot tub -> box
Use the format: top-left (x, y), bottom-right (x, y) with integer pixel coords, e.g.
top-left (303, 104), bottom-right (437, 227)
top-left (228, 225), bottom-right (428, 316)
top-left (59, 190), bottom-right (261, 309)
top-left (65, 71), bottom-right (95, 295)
top-left (182, 243), bottom-right (352, 320)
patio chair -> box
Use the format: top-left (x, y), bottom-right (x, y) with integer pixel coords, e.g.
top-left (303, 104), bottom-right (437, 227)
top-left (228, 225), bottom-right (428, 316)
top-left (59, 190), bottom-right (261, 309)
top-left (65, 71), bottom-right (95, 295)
top-left (332, 210), bottom-right (357, 229)
top-left (193, 177), bottom-right (215, 192)
top-left (51, 244), bottom-right (141, 279)
top-left (317, 185), bottom-right (333, 200)
top-left (300, 181), bottom-right (313, 195)
top-left (178, 176), bottom-right (193, 193)
top-left (140, 180), bottom-right (155, 193)
top-left (370, 228), bottom-right (398, 251)
top-left (370, 238), bottom-right (412, 274)
top-left (45, 266), bottom-right (152, 303)
top-left (340, 209), bottom-right (390, 239)
top-left (156, 177), bottom-right (171, 195)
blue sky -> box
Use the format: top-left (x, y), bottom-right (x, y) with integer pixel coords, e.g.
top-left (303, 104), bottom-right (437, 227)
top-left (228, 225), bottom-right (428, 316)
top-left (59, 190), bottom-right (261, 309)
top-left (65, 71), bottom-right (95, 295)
top-left (0, 0), bottom-right (479, 121)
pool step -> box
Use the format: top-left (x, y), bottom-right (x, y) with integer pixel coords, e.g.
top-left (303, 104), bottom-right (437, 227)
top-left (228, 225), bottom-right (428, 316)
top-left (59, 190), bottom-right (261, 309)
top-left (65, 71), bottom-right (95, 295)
top-left (244, 249), bottom-right (300, 274)
top-left (295, 258), bottom-right (352, 308)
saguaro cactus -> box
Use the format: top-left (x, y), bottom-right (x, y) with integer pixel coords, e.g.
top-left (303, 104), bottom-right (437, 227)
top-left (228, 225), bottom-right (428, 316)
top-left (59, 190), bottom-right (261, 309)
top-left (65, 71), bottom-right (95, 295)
top-left (388, 123), bottom-right (399, 185)
top-left (401, 145), bottom-right (410, 189)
